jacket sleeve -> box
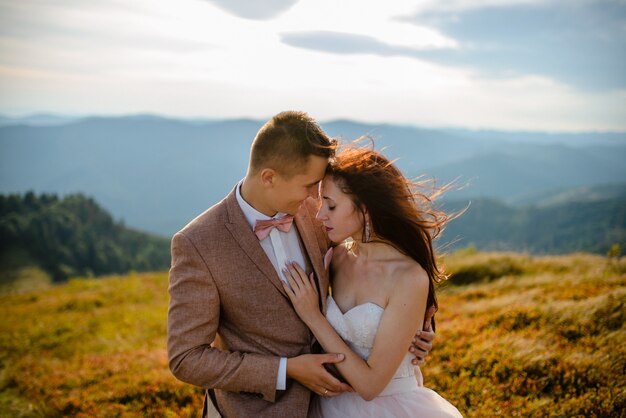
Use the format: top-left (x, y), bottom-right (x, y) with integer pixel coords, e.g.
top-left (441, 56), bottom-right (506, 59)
top-left (167, 231), bottom-right (281, 402)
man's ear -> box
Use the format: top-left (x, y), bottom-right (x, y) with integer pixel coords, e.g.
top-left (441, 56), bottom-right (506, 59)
top-left (260, 168), bottom-right (276, 187)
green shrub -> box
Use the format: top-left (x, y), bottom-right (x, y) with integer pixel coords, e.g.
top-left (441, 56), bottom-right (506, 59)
top-left (449, 256), bottom-right (525, 285)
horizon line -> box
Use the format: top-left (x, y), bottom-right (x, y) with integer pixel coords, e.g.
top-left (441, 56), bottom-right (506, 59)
top-left (1, 111), bottom-right (626, 135)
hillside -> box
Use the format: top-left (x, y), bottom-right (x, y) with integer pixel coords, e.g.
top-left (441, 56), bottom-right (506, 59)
top-left (0, 252), bottom-right (623, 417)
top-left (0, 192), bottom-right (170, 284)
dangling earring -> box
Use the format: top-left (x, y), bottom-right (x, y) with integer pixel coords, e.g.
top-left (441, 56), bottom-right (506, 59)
top-left (362, 217), bottom-right (371, 243)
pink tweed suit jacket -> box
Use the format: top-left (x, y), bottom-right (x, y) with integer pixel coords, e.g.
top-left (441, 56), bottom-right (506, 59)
top-left (167, 187), bottom-right (330, 418)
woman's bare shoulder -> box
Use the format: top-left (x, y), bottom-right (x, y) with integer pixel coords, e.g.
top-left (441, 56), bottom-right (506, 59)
top-left (393, 259), bottom-right (429, 292)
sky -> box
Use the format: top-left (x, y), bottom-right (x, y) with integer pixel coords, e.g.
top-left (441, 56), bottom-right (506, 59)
top-left (0, 0), bottom-right (625, 131)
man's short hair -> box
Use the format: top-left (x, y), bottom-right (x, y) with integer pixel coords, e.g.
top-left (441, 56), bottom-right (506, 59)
top-left (249, 111), bottom-right (337, 177)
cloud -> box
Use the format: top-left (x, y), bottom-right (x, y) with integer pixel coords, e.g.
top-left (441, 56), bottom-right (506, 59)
top-left (281, 0), bottom-right (626, 91)
top-left (281, 31), bottom-right (415, 56)
top-left (404, 0), bottom-right (626, 91)
top-left (203, 0), bottom-right (299, 20)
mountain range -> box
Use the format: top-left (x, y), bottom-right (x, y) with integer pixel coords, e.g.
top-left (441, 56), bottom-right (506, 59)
top-left (1, 114), bottom-right (624, 253)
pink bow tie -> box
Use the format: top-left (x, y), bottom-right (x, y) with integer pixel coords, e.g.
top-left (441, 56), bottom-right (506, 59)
top-left (253, 215), bottom-right (294, 240)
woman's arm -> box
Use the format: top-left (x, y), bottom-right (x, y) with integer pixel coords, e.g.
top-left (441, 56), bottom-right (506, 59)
top-left (283, 262), bottom-right (429, 401)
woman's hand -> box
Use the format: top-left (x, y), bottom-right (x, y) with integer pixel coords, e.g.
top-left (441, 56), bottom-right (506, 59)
top-left (282, 262), bottom-right (322, 325)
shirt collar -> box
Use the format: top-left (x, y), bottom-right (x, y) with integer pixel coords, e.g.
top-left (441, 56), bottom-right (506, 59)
top-left (235, 179), bottom-right (285, 229)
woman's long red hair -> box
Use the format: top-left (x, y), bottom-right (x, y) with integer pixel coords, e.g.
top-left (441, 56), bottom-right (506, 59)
top-left (328, 143), bottom-right (451, 318)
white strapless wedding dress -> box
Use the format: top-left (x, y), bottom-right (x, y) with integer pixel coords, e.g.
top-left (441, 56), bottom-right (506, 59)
top-left (309, 296), bottom-right (463, 418)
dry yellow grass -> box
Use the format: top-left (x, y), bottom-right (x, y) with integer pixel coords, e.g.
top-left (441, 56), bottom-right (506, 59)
top-left (0, 252), bottom-right (624, 417)
top-left (430, 252), bottom-right (626, 417)
top-left (0, 272), bottom-right (202, 417)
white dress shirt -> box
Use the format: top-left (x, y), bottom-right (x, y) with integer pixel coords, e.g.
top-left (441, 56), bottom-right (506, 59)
top-left (235, 180), bottom-right (309, 391)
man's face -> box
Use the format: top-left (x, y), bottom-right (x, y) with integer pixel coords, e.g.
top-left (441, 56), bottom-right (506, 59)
top-left (269, 155), bottom-right (328, 215)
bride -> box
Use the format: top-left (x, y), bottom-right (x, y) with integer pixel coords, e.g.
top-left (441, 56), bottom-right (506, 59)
top-left (282, 146), bottom-right (463, 418)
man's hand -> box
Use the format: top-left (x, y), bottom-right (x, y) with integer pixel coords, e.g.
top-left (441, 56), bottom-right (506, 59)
top-left (409, 306), bottom-right (436, 366)
top-left (287, 353), bottom-right (353, 398)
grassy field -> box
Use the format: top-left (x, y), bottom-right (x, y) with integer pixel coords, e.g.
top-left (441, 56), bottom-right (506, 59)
top-left (0, 252), bottom-right (624, 417)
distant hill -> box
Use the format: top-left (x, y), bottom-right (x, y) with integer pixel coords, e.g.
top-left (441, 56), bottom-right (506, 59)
top-left (508, 183), bottom-right (626, 207)
top-left (1, 115), bottom-right (624, 239)
top-left (442, 196), bottom-right (626, 254)
top-left (0, 192), bottom-right (170, 282)
top-left (0, 113), bottom-right (81, 127)
top-left (427, 145), bottom-right (626, 202)
top-left (0, 116), bottom-right (258, 236)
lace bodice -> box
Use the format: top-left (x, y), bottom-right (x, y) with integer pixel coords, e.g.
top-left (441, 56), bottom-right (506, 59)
top-left (325, 295), bottom-right (416, 379)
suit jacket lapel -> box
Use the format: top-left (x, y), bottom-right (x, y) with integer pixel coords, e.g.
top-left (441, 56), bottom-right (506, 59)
top-left (295, 209), bottom-right (328, 314)
top-left (224, 189), bottom-right (288, 298)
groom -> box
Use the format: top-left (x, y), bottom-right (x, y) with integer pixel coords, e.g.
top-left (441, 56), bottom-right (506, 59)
top-left (167, 111), bottom-right (434, 417)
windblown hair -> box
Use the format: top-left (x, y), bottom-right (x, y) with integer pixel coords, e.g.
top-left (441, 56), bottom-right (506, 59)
top-left (328, 142), bottom-right (451, 318)
top-left (249, 111), bottom-right (337, 177)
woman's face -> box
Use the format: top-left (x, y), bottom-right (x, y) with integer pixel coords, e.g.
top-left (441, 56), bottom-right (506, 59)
top-left (316, 175), bottom-right (364, 243)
